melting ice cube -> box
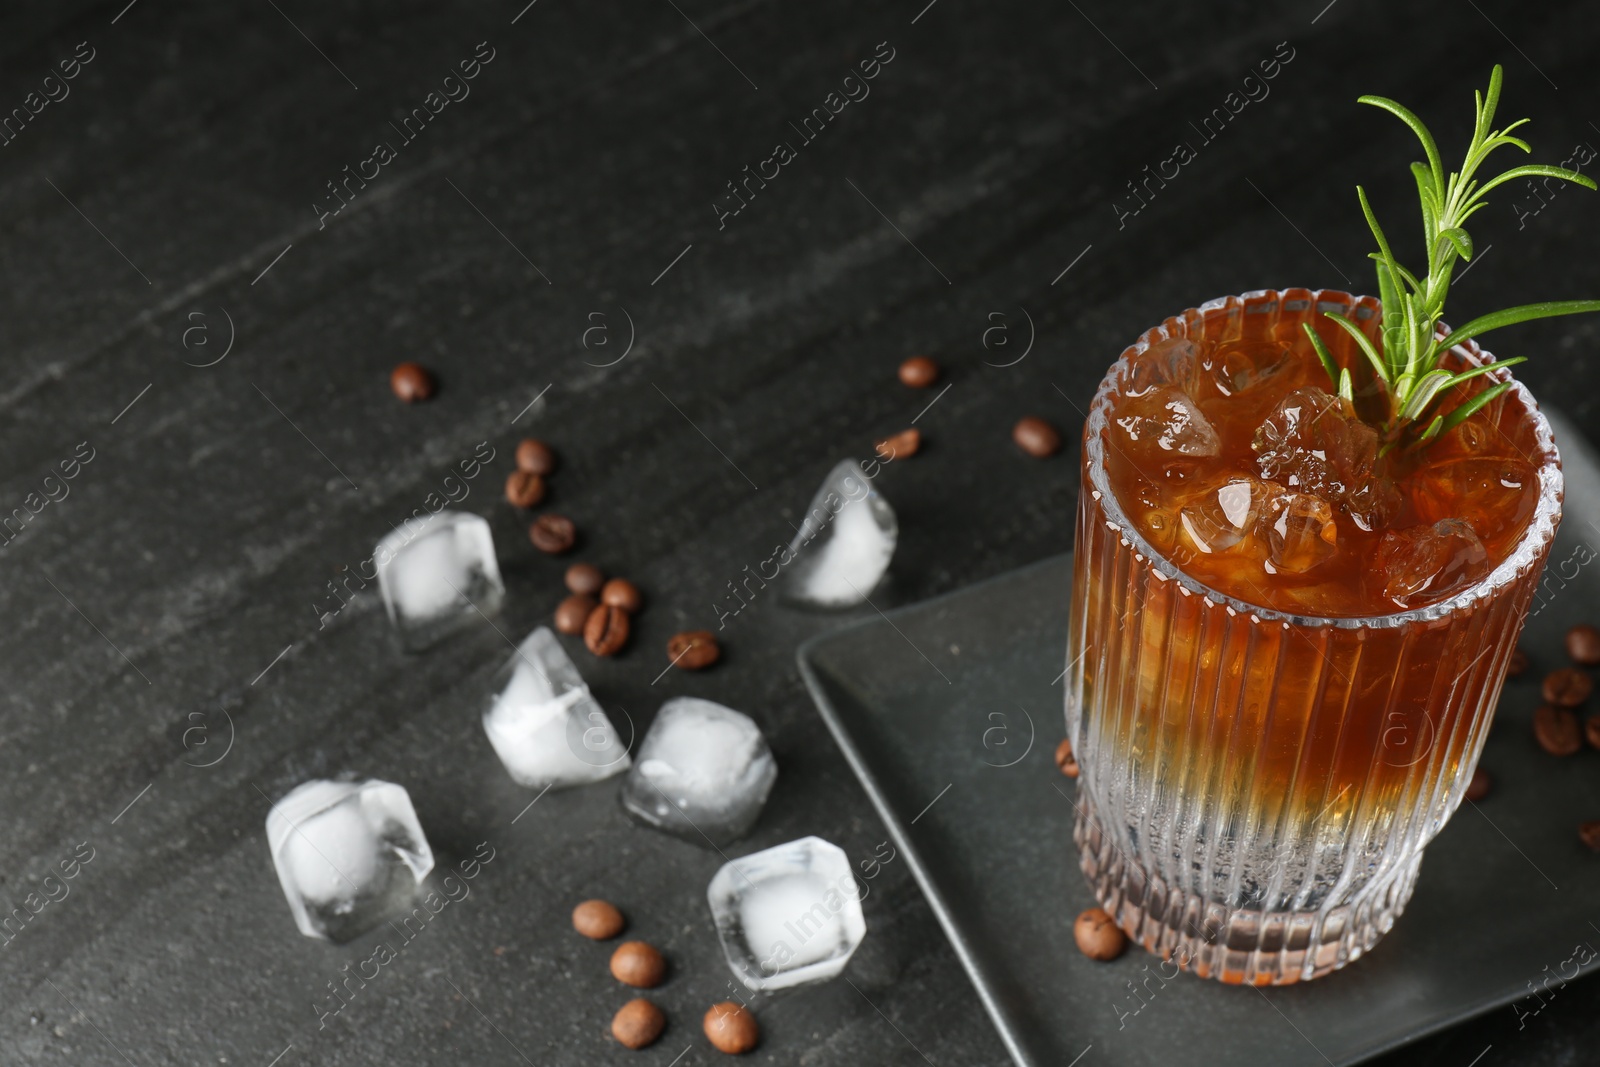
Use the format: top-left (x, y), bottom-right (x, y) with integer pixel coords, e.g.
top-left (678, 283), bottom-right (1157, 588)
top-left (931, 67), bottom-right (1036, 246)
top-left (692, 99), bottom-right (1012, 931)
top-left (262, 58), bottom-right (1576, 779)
top-left (375, 511), bottom-right (504, 651)
top-left (1264, 490), bottom-right (1338, 574)
top-left (1377, 519), bottom-right (1488, 606)
top-left (783, 459), bottom-right (897, 607)
top-left (1126, 337), bottom-right (1200, 396)
top-left (266, 779), bottom-right (434, 942)
top-left (1113, 385), bottom-right (1222, 464)
top-left (707, 836), bottom-right (866, 991)
top-left (621, 697), bottom-right (776, 846)
top-left (1178, 474), bottom-right (1268, 554)
top-left (482, 627), bottom-right (631, 790)
top-left (1200, 340), bottom-right (1292, 397)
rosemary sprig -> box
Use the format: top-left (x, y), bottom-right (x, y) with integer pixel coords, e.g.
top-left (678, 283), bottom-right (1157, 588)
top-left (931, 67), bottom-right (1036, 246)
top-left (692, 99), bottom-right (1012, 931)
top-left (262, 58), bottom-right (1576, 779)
top-left (1303, 65), bottom-right (1600, 448)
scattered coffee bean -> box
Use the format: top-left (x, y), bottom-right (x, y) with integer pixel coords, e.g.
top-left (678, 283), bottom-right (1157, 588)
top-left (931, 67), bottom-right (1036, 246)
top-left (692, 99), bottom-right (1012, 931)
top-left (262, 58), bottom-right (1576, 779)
top-left (505, 470), bottom-right (546, 508)
top-left (609, 941), bottom-right (666, 988)
top-left (572, 899), bottom-right (626, 940)
top-left (898, 355), bottom-right (939, 388)
top-left (529, 514), bottom-right (577, 554)
top-left (601, 578), bottom-right (643, 613)
top-left (703, 1001), bottom-right (760, 1055)
top-left (1013, 416), bottom-right (1062, 458)
top-left (1543, 668), bottom-right (1593, 707)
top-left (1465, 766), bottom-right (1491, 802)
top-left (1055, 738), bottom-right (1079, 778)
top-left (1073, 907), bottom-right (1127, 961)
top-left (1507, 647), bottom-right (1529, 678)
top-left (586, 603), bottom-right (630, 657)
top-left (390, 362), bottom-right (435, 402)
top-left (516, 438), bottom-right (557, 475)
top-left (611, 998), bottom-right (666, 1050)
top-left (1534, 704), bottom-right (1582, 756)
top-left (565, 562), bottom-right (605, 596)
top-left (1580, 821), bottom-right (1600, 853)
top-left (874, 428), bottom-right (922, 460)
top-left (1568, 624), bottom-right (1600, 667)
top-left (555, 594), bottom-right (597, 635)
top-left (667, 630), bottom-right (720, 670)
top-left (1587, 714), bottom-right (1600, 751)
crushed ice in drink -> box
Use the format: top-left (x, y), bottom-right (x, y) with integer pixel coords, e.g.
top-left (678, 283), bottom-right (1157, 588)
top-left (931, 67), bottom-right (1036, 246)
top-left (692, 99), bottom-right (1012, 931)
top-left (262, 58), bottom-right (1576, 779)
top-left (707, 836), bottom-right (866, 991)
top-left (266, 778), bottom-right (434, 942)
top-left (1126, 337), bottom-right (1199, 395)
top-left (375, 511), bottom-right (504, 651)
top-left (1377, 519), bottom-right (1488, 605)
top-left (783, 459), bottom-right (897, 607)
top-left (1113, 385), bottom-right (1221, 462)
top-left (1201, 340), bottom-right (1292, 397)
top-left (621, 697), bottom-right (776, 846)
top-left (1251, 388), bottom-right (1397, 528)
top-left (1264, 491), bottom-right (1339, 573)
top-left (482, 627), bottom-right (630, 789)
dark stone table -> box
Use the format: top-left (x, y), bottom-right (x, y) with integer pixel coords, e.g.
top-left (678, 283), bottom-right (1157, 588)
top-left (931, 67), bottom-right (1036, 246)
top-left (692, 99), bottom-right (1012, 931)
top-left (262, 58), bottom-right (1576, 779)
top-left (3, 0), bottom-right (1597, 1063)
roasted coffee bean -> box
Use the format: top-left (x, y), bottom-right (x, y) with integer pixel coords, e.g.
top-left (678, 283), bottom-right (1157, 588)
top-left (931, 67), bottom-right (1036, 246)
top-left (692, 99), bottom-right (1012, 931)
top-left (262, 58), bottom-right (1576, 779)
top-left (565, 562), bottom-right (605, 596)
top-left (1543, 668), bottom-right (1593, 707)
top-left (1507, 647), bottom-right (1529, 678)
top-left (703, 1002), bottom-right (760, 1055)
top-left (1055, 738), bottom-right (1079, 778)
top-left (1534, 704), bottom-right (1582, 756)
top-left (601, 578), bottom-right (642, 613)
top-left (529, 514), bottom-right (577, 554)
top-left (1013, 416), bottom-right (1062, 458)
top-left (505, 470), bottom-right (546, 508)
top-left (898, 355), bottom-right (939, 388)
top-left (555, 594), bottom-right (597, 635)
top-left (1587, 714), bottom-right (1600, 751)
top-left (611, 998), bottom-right (665, 1050)
top-left (585, 603), bottom-right (630, 656)
top-left (874, 428), bottom-right (921, 460)
top-left (390, 362), bottom-right (435, 402)
top-left (1073, 907), bottom-right (1127, 961)
top-left (610, 941), bottom-right (666, 988)
top-left (1580, 821), bottom-right (1600, 853)
top-left (516, 438), bottom-right (557, 475)
top-left (1568, 624), bottom-right (1600, 666)
top-left (667, 630), bottom-right (720, 670)
top-left (572, 899), bottom-right (626, 940)
top-left (1465, 766), bottom-right (1492, 802)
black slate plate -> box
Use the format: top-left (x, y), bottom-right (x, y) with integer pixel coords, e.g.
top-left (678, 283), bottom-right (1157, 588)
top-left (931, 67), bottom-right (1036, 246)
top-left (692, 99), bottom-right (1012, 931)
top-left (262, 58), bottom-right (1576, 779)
top-left (797, 410), bottom-right (1600, 1067)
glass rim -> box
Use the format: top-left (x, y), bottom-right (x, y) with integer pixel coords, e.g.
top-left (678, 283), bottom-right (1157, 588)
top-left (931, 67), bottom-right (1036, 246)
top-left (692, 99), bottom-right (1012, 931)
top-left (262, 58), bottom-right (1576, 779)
top-left (1082, 287), bottom-right (1564, 629)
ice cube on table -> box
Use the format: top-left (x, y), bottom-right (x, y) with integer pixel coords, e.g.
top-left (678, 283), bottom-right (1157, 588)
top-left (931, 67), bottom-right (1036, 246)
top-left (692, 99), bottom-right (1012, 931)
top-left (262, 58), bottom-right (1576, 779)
top-left (482, 627), bottom-right (630, 790)
top-left (266, 779), bottom-right (433, 942)
top-left (1112, 385), bottom-right (1221, 465)
top-left (707, 836), bottom-right (866, 991)
top-left (1377, 519), bottom-right (1488, 606)
top-left (621, 697), bottom-right (776, 846)
top-left (783, 459), bottom-right (897, 607)
top-left (375, 511), bottom-right (504, 651)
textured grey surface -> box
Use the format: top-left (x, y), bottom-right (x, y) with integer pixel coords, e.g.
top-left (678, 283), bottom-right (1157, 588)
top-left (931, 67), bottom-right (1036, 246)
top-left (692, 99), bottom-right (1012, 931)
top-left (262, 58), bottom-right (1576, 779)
top-left (2, 0), bottom-right (1599, 1064)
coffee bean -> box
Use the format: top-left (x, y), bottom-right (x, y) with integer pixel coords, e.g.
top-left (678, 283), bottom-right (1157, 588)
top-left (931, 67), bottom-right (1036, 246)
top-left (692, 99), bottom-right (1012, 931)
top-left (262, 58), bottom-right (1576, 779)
top-left (611, 998), bottom-right (665, 1050)
top-left (898, 355), bottom-right (939, 388)
top-left (703, 1002), bottom-right (760, 1055)
top-left (1580, 821), bottom-right (1600, 853)
top-left (1507, 647), bottom-right (1529, 678)
top-left (1073, 907), bottom-right (1127, 961)
top-left (516, 438), bottom-right (557, 475)
top-left (1534, 704), bottom-right (1582, 756)
top-left (601, 578), bottom-right (642, 613)
top-left (555, 594), bottom-right (596, 635)
top-left (1465, 766), bottom-right (1491, 802)
top-left (529, 514), bottom-right (577, 554)
top-left (1568, 624), bottom-right (1600, 666)
top-left (667, 630), bottom-right (720, 670)
top-left (505, 470), bottom-right (546, 508)
top-left (572, 899), bottom-right (626, 940)
top-left (585, 603), bottom-right (630, 656)
top-left (1587, 714), bottom-right (1600, 751)
top-left (1013, 416), bottom-right (1062, 458)
top-left (565, 562), bottom-right (605, 596)
top-left (874, 428), bottom-right (922, 460)
top-left (390, 362), bottom-right (435, 402)
top-left (1055, 738), bottom-right (1079, 778)
top-left (610, 941), bottom-right (666, 988)
top-left (1542, 668), bottom-right (1593, 707)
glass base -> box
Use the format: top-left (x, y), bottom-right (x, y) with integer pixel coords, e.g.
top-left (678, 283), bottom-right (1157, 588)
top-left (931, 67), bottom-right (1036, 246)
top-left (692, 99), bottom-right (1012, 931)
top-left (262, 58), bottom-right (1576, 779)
top-left (1072, 786), bottom-right (1423, 985)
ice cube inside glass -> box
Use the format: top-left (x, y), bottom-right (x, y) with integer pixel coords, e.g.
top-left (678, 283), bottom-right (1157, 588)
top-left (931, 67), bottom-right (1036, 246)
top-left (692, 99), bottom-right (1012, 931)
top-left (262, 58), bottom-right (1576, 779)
top-left (707, 835), bottom-right (865, 991)
top-left (482, 627), bottom-right (631, 789)
top-left (621, 696), bottom-right (776, 846)
top-left (266, 779), bottom-right (434, 942)
top-left (374, 511), bottom-right (504, 651)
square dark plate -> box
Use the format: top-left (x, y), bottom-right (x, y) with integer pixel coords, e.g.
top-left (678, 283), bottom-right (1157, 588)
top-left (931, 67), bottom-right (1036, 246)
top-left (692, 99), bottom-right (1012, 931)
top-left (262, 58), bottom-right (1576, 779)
top-left (797, 410), bottom-right (1600, 1067)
